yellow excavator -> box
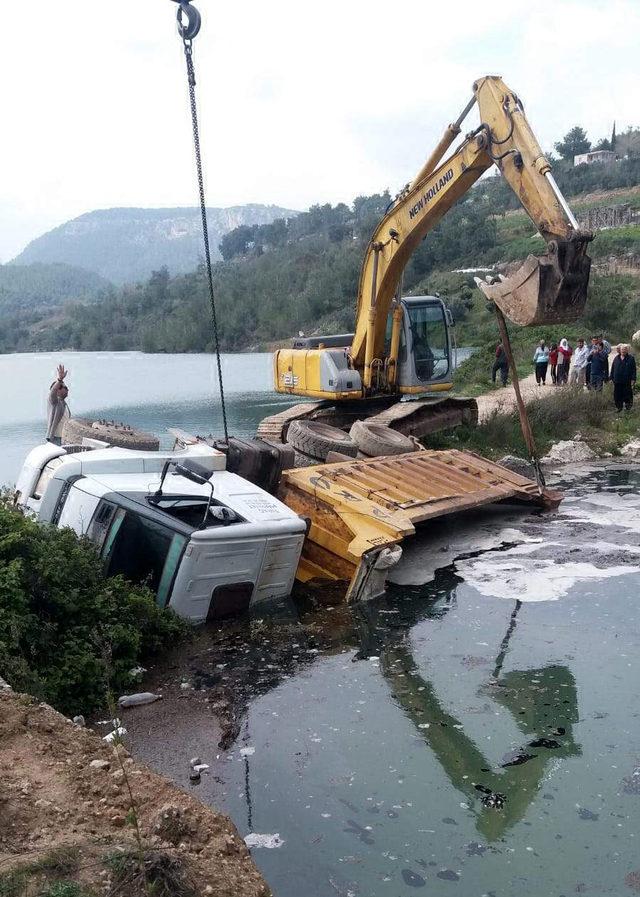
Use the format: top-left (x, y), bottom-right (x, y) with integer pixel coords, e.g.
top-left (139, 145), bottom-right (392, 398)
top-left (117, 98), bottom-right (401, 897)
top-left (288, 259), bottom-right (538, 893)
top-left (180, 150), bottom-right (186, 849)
top-left (258, 75), bottom-right (592, 444)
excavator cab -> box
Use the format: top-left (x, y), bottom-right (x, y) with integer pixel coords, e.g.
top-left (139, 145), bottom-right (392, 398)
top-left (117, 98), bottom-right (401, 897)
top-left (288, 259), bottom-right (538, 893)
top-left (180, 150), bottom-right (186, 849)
top-left (388, 296), bottom-right (454, 392)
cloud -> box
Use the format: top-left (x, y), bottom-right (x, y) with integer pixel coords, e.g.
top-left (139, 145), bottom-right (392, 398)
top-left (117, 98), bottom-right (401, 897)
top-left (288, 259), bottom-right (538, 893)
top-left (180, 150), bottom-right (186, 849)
top-left (1, 0), bottom-right (638, 260)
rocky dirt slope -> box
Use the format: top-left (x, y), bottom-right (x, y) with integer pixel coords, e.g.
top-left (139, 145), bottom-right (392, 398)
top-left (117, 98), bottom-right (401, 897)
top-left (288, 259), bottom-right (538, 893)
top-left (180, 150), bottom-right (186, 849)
top-left (0, 689), bottom-right (270, 897)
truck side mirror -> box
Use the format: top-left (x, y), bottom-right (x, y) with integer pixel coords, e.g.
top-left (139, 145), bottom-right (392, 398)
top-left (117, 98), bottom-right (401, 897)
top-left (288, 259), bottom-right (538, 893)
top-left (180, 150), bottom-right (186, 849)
top-left (174, 462), bottom-right (211, 485)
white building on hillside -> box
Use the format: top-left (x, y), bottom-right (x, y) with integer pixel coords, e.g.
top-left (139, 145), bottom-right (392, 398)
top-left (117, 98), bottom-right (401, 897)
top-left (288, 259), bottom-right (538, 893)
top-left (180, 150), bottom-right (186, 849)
top-left (574, 150), bottom-right (616, 166)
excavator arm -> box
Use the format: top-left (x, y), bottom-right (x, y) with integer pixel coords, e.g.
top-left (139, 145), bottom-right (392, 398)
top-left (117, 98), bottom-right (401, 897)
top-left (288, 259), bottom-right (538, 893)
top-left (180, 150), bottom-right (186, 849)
top-left (352, 76), bottom-right (592, 387)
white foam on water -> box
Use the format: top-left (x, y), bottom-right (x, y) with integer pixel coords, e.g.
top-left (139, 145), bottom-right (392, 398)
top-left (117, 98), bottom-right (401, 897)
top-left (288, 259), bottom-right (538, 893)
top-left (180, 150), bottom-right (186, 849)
top-left (244, 833), bottom-right (285, 849)
top-left (456, 556), bottom-right (639, 602)
top-left (390, 523), bottom-right (543, 586)
top-left (390, 477), bottom-right (640, 600)
top-left (561, 490), bottom-right (640, 535)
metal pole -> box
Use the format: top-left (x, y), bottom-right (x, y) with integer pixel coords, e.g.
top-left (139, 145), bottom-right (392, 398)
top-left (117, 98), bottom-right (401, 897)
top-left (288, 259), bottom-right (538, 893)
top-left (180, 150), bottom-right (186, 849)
top-left (494, 305), bottom-right (546, 493)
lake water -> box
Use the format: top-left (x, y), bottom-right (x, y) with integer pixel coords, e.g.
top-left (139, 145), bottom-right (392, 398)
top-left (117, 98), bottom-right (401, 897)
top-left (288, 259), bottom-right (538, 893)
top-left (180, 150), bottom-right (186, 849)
top-left (0, 351), bottom-right (292, 486)
top-left (124, 464), bottom-right (640, 897)
top-left (0, 349), bottom-right (472, 486)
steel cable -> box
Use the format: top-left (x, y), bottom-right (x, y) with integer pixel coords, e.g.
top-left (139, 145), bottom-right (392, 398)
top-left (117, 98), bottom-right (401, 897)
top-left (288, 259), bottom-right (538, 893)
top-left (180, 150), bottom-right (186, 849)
top-left (179, 30), bottom-right (229, 442)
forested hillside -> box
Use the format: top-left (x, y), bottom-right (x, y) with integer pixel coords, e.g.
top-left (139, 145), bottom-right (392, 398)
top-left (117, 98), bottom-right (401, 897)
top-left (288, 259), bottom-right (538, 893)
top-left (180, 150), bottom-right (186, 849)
top-left (0, 262), bottom-right (110, 313)
top-left (2, 150), bottom-right (640, 355)
top-left (12, 204), bottom-right (298, 284)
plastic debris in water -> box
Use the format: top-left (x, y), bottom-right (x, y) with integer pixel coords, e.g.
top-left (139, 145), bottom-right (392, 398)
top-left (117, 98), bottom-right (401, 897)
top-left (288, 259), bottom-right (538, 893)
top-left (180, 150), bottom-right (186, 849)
top-left (117, 692), bottom-right (161, 708)
top-left (437, 869), bottom-right (460, 881)
top-left (577, 807), bottom-right (599, 821)
top-left (240, 746), bottom-right (256, 757)
top-left (103, 726), bottom-right (127, 743)
top-left (401, 869), bottom-right (426, 888)
top-left (244, 833), bottom-right (284, 849)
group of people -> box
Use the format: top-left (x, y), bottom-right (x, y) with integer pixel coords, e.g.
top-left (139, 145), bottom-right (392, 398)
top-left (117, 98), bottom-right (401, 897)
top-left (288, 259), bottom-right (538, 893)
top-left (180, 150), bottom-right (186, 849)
top-left (492, 336), bottom-right (637, 412)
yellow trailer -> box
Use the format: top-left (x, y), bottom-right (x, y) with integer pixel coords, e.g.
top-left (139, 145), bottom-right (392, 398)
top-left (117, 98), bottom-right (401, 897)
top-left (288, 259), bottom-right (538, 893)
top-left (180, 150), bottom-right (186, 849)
top-left (278, 449), bottom-right (561, 603)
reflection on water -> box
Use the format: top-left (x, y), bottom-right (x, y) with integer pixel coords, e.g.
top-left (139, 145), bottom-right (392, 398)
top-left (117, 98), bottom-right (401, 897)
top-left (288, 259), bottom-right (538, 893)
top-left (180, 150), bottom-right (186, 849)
top-left (125, 467), bottom-right (640, 897)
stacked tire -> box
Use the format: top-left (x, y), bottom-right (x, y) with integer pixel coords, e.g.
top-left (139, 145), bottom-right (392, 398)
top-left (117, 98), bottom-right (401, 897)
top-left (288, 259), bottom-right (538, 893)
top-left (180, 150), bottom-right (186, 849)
top-left (349, 421), bottom-right (417, 457)
top-left (285, 418), bottom-right (417, 463)
top-left (62, 418), bottom-right (160, 452)
top-left (286, 420), bottom-right (358, 465)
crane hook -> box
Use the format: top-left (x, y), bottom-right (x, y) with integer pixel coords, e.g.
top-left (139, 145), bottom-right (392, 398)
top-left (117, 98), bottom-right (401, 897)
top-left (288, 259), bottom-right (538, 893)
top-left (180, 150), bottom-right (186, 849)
top-left (170, 1), bottom-right (201, 42)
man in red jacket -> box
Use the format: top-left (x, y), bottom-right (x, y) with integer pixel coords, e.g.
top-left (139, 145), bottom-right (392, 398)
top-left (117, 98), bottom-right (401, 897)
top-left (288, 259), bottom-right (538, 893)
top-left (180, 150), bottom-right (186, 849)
top-left (492, 341), bottom-right (509, 387)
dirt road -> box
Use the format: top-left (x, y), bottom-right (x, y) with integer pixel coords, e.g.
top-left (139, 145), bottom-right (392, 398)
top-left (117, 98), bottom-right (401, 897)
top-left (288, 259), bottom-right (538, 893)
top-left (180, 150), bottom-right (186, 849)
top-left (476, 372), bottom-right (550, 423)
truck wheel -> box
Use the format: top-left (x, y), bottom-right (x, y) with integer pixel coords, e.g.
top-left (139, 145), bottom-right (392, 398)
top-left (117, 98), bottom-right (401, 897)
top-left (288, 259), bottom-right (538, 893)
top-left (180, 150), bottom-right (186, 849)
top-left (293, 448), bottom-right (321, 468)
top-left (286, 420), bottom-right (358, 461)
top-left (349, 420), bottom-right (417, 457)
top-left (62, 417), bottom-right (160, 451)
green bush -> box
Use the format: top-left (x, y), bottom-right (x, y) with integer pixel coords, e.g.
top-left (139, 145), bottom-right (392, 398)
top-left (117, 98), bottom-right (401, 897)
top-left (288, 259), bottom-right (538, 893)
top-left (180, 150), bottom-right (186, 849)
top-left (0, 500), bottom-right (190, 716)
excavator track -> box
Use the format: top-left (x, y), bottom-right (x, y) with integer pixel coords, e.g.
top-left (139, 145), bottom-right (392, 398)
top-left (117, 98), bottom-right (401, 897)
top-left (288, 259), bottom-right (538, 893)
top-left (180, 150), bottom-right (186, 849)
top-left (367, 396), bottom-right (478, 436)
top-left (256, 402), bottom-right (323, 443)
top-left (257, 395), bottom-right (478, 444)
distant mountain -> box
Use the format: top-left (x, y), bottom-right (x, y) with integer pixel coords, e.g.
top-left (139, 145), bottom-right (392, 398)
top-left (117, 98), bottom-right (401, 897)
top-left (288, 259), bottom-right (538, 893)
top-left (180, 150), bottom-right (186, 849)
top-left (11, 205), bottom-right (299, 285)
top-left (0, 262), bottom-right (110, 314)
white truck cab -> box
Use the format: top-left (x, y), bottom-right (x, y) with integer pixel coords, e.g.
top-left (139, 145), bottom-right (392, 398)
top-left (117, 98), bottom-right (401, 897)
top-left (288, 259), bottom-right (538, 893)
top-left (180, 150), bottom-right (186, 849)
top-left (15, 442), bottom-right (306, 623)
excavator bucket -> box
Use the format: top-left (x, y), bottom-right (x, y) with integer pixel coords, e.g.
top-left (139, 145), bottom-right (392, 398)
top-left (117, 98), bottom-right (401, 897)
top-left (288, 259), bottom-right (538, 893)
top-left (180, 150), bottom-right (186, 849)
top-left (477, 237), bottom-right (592, 327)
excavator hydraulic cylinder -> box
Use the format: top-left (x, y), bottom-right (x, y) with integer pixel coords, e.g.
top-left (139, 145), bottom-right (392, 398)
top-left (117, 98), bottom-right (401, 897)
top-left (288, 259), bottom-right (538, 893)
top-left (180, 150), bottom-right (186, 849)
top-left (387, 304), bottom-right (404, 387)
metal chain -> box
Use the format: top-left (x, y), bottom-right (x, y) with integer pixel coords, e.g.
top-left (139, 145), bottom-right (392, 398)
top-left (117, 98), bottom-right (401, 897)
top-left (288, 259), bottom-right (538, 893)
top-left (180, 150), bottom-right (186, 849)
top-left (180, 34), bottom-right (229, 442)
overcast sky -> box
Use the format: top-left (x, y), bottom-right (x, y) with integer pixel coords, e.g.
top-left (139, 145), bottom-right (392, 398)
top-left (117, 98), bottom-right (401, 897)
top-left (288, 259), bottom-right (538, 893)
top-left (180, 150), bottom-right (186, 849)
top-left (1, 0), bottom-right (638, 262)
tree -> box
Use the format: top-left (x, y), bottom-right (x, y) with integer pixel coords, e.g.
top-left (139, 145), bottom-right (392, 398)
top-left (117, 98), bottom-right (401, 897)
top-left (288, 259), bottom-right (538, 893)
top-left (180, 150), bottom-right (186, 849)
top-left (554, 126), bottom-right (591, 161)
top-left (219, 224), bottom-right (257, 261)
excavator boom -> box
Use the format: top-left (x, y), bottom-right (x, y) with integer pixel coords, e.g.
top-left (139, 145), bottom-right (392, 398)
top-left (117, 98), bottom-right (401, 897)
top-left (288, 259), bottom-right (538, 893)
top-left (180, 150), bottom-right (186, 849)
top-left (352, 76), bottom-right (591, 380)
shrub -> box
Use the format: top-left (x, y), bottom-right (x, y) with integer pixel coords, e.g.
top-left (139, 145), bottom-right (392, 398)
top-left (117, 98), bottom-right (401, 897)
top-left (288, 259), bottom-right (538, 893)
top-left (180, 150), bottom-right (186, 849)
top-left (0, 500), bottom-right (190, 716)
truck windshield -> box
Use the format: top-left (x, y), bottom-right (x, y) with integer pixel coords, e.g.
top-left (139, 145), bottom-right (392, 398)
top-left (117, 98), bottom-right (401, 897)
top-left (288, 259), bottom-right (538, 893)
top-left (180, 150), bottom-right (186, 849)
top-left (102, 508), bottom-right (186, 605)
top-left (407, 303), bottom-right (450, 381)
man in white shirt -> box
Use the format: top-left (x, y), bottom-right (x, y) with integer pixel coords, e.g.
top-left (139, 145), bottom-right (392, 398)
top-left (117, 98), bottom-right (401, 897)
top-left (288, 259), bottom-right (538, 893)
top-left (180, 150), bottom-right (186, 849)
top-left (570, 338), bottom-right (590, 388)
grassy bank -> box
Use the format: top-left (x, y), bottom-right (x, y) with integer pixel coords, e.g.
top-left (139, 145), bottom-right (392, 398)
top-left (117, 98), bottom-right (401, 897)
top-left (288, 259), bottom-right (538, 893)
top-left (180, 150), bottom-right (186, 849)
top-left (0, 499), bottom-right (190, 716)
top-left (427, 386), bottom-right (640, 460)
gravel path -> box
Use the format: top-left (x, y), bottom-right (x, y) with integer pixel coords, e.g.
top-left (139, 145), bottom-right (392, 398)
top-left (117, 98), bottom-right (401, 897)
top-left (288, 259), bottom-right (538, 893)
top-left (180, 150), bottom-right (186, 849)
top-left (476, 372), bottom-right (555, 423)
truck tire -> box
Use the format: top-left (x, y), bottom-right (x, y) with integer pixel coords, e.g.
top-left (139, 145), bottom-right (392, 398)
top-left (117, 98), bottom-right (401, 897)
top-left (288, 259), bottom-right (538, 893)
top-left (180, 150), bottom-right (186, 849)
top-left (349, 420), bottom-right (417, 457)
top-left (293, 448), bottom-right (321, 468)
top-left (286, 420), bottom-right (358, 461)
top-left (62, 417), bottom-right (160, 451)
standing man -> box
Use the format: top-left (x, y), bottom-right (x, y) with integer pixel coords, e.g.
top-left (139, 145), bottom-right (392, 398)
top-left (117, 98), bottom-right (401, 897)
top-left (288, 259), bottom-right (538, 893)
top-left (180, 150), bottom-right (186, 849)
top-left (599, 334), bottom-right (612, 381)
top-left (570, 338), bottom-right (590, 388)
top-left (589, 340), bottom-right (608, 392)
top-left (46, 364), bottom-right (70, 445)
top-left (610, 345), bottom-right (636, 412)
top-left (492, 340), bottom-right (509, 387)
